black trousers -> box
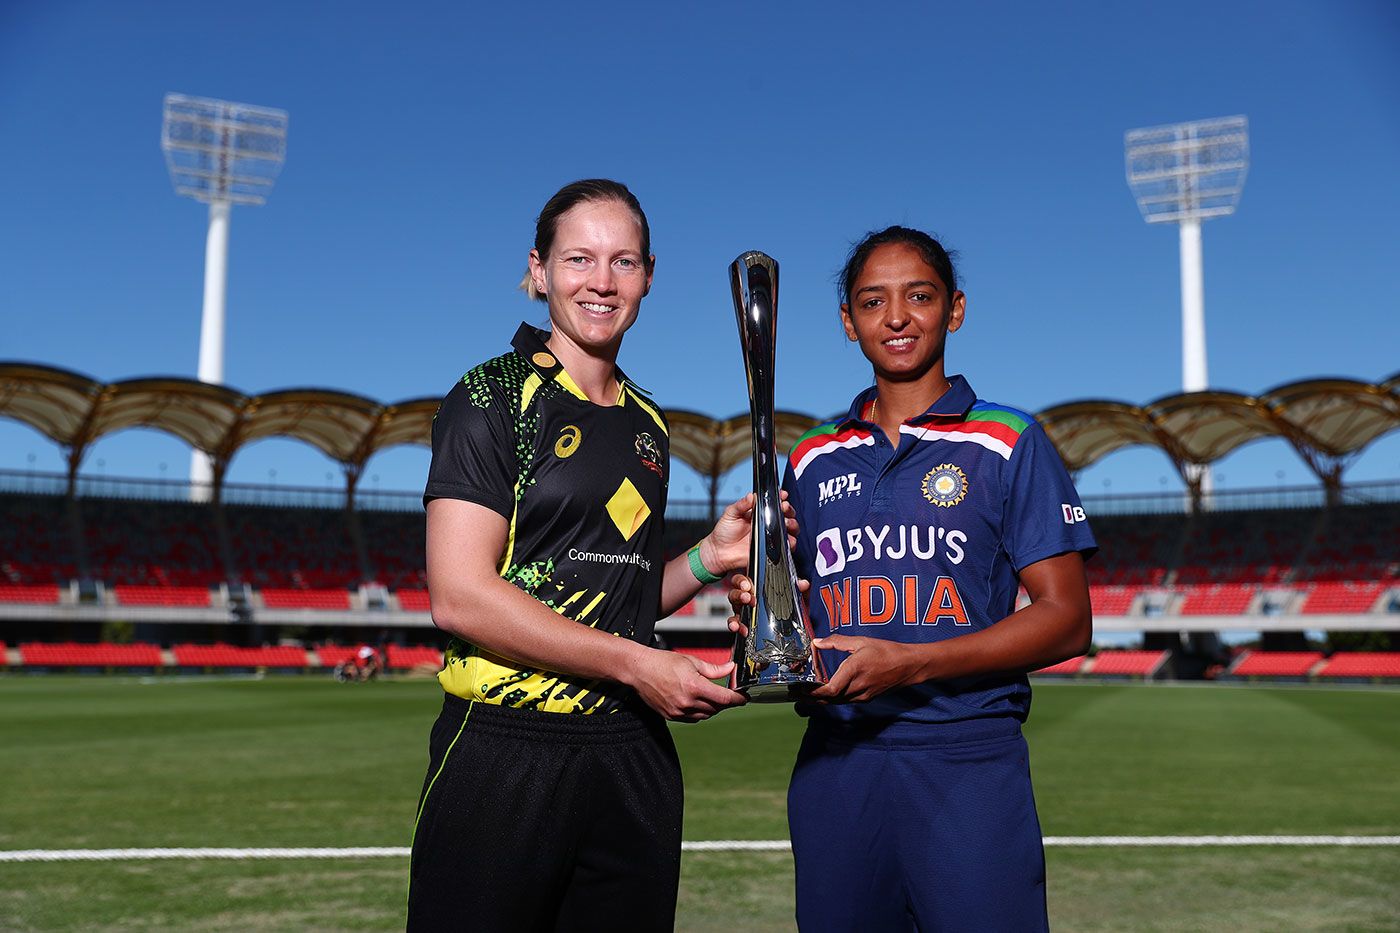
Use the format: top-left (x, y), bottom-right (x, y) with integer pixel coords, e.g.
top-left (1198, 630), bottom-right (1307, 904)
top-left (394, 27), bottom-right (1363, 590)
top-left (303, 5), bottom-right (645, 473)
top-left (407, 695), bottom-right (683, 932)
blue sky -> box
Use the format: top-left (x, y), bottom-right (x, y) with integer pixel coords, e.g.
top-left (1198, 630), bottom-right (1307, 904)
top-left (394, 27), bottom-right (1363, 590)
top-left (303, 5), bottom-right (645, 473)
top-left (2, 0), bottom-right (1398, 503)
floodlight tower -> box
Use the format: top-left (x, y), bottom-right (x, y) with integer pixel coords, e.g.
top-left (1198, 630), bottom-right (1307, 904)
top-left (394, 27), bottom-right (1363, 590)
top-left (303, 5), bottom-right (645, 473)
top-left (162, 93), bottom-right (288, 498)
top-left (1125, 115), bottom-right (1248, 500)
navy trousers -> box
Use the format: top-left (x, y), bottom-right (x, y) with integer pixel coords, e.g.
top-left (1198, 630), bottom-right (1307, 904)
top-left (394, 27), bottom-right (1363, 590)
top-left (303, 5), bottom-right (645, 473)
top-left (787, 716), bottom-right (1048, 932)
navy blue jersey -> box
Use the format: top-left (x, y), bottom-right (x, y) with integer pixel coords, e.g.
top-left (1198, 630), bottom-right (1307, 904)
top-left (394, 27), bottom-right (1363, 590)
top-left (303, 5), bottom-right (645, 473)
top-left (783, 375), bottom-right (1096, 724)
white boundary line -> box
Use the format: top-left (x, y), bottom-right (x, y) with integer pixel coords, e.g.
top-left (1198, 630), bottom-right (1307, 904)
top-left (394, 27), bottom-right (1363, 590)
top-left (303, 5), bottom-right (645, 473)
top-left (2, 837), bottom-right (1399, 862)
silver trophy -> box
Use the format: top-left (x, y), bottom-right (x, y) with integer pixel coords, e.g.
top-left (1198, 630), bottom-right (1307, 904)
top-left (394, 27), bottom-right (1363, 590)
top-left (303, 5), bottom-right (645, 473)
top-left (729, 251), bottom-right (826, 701)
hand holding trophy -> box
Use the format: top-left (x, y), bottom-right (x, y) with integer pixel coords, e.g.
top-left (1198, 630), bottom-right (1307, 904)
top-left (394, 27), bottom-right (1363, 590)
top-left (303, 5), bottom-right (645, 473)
top-left (728, 251), bottom-right (826, 701)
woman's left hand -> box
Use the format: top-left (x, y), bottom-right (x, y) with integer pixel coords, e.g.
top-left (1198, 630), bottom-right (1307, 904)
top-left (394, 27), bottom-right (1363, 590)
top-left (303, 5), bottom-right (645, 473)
top-left (808, 634), bottom-right (929, 704)
top-left (698, 491), bottom-right (798, 576)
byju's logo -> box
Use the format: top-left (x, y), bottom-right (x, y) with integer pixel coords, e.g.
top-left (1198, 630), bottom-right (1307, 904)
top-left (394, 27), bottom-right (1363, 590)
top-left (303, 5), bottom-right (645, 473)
top-left (817, 472), bottom-right (862, 507)
top-left (814, 528), bottom-right (846, 576)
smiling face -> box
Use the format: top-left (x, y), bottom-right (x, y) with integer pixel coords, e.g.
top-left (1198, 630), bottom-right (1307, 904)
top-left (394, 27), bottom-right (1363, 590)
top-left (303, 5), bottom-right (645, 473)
top-left (840, 241), bottom-right (965, 386)
top-left (527, 198), bottom-right (654, 363)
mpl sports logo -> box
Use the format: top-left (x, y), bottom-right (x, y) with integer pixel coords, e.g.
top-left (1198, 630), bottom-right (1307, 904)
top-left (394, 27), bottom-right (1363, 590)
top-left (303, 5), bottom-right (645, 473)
top-left (817, 472), bottom-right (862, 508)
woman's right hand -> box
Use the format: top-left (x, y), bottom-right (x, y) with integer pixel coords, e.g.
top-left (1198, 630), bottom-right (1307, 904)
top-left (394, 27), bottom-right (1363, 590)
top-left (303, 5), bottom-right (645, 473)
top-left (624, 647), bottom-right (748, 722)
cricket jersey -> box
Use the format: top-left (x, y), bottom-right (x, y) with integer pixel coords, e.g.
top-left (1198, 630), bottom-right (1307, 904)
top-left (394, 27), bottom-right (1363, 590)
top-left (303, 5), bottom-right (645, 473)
top-left (783, 375), bottom-right (1096, 724)
top-left (423, 323), bottom-right (670, 714)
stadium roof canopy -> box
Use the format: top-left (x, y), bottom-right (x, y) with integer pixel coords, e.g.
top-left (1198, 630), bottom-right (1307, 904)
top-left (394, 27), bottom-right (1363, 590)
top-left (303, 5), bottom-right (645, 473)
top-left (2, 362), bottom-right (1397, 509)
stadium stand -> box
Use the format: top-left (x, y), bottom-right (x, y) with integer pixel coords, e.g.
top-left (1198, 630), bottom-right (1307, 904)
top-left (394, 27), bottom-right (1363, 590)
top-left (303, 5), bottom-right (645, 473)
top-left (1088, 585), bottom-right (1136, 616)
top-left (674, 646), bottom-right (732, 667)
top-left (0, 492), bottom-right (79, 584)
top-left (171, 643), bottom-right (310, 669)
top-left (1035, 655), bottom-right (1087, 675)
top-left (224, 504), bottom-right (361, 589)
top-left (1089, 650), bottom-right (1168, 677)
top-left (387, 645), bottom-right (442, 669)
top-left (359, 510), bottom-right (427, 591)
top-left (1228, 650), bottom-right (1324, 678)
top-left (0, 583), bottom-right (61, 604)
top-left (260, 588), bottom-right (351, 610)
top-left (19, 641), bottom-right (163, 668)
top-left (1299, 581), bottom-right (1384, 615)
top-left (1177, 583), bottom-right (1255, 616)
top-left (396, 589), bottom-right (431, 612)
top-left (314, 644), bottom-right (362, 668)
top-left (79, 497), bottom-right (224, 586)
top-left (1085, 513), bottom-right (1182, 586)
top-left (113, 585), bottom-right (212, 607)
top-left (1314, 652), bottom-right (1400, 679)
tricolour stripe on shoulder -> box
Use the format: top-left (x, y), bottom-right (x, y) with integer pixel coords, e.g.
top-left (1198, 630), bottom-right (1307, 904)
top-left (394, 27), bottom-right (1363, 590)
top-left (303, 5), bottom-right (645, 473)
top-left (790, 422), bottom-right (875, 480)
top-left (904, 403), bottom-right (1036, 461)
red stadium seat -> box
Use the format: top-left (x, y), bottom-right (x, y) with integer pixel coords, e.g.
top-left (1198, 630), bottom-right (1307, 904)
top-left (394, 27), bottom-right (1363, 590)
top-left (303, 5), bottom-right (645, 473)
top-left (1177, 584), bottom-right (1255, 616)
top-left (0, 584), bottom-right (61, 604)
top-left (260, 588), bottom-right (351, 610)
top-left (171, 643), bottom-right (305, 668)
top-left (315, 644), bottom-right (361, 667)
top-left (1230, 651), bottom-right (1324, 677)
top-left (673, 646), bottom-right (732, 667)
top-left (1088, 586), bottom-right (1135, 616)
top-left (19, 642), bottom-right (163, 668)
top-left (396, 589), bottom-right (431, 612)
top-left (387, 645), bottom-right (443, 670)
top-left (1315, 653), bottom-right (1400, 679)
top-left (1299, 582), bottom-right (1383, 615)
top-left (113, 585), bottom-right (212, 607)
top-left (1088, 650), bottom-right (1167, 677)
top-left (1035, 655), bottom-right (1087, 675)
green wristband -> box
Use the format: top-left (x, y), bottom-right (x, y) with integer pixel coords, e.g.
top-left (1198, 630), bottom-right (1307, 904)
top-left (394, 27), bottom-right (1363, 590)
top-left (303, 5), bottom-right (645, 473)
top-left (688, 545), bottom-right (722, 586)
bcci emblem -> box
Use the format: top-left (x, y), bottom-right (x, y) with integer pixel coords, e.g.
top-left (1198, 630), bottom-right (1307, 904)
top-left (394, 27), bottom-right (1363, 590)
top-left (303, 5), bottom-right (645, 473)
top-left (635, 432), bottom-right (663, 477)
top-left (922, 463), bottom-right (968, 508)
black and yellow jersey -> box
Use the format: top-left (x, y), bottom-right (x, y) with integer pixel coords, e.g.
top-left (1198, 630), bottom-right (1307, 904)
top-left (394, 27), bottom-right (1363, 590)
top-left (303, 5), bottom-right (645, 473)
top-left (423, 323), bottom-right (670, 714)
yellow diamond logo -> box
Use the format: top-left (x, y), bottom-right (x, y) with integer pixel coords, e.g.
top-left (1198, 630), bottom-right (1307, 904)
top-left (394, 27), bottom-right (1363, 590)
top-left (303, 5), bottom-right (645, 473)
top-left (606, 478), bottom-right (651, 541)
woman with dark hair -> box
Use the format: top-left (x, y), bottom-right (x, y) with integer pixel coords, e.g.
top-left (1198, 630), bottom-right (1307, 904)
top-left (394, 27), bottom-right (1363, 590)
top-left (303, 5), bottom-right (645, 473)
top-left (732, 226), bottom-right (1096, 931)
top-left (409, 179), bottom-right (762, 930)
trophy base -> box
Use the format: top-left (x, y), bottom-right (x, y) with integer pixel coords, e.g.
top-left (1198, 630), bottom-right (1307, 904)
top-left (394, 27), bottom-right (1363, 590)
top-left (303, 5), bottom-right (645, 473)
top-left (739, 679), bottom-right (822, 703)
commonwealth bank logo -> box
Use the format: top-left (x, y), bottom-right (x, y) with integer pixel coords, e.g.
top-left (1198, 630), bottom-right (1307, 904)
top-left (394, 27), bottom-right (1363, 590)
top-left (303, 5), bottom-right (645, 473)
top-left (606, 478), bottom-right (651, 541)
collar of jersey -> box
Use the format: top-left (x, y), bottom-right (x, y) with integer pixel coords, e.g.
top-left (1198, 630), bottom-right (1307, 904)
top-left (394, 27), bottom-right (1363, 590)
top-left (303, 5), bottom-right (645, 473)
top-left (840, 374), bottom-right (976, 429)
top-left (510, 322), bottom-right (650, 405)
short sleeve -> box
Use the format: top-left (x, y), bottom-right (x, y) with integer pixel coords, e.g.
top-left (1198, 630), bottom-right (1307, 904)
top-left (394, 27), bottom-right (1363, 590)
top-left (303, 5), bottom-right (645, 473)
top-left (1001, 422), bottom-right (1098, 572)
top-left (423, 376), bottom-right (518, 517)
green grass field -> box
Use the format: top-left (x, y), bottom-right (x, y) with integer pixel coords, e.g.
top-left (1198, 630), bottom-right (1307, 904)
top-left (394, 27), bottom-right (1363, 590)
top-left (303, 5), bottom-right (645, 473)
top-left (1, 676), bottom-right (1398, 931)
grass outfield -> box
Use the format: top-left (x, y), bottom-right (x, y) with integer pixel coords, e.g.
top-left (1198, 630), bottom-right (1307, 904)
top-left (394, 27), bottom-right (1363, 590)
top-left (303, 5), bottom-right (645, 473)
top-left (0, 677), bottom-right (1397, 931)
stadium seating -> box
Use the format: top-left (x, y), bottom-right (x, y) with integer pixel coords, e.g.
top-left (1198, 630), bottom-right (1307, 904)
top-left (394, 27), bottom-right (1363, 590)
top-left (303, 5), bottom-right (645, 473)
top-left (0, 493), bottom-right (79, 584)
top-left (0, 583), bottom-right (61, 604)
top-left (19, 641), bottom-right (162, 668)
top-left (260, 588), bottom-right (351, 610)
top-left (1035, 655), bottom-right (1087, 675)
top-left (1299, 582), bottom-right (1384, 615)
top-left (113, 585), bottom-right (212, 607)
top-left (1089, 650), bottom-right (1168, 677)
top-left (171, 643), bottom-right (309, 669)
top-left (1314, 653), bottom-right (1400, 679)
top-left (1229, 650), bottom-right (1324, 677)
top-left (314, 644), bottom-right (362, 667)
top-left (1177, 583), bottom-right (1255, 616)
top-left (396, 589), bottom-right (430, 611)
top-left (1088, 585), bottom-right (1135, 616)
top-left (360, 510), bottom-right (427, 590)
top-left (387, 645), bottom-right (442, 669)
top-left (224, 504), bottom-right (361, 589)
top-left (80, 497), bottom-right (224, 586)
top-left (674, 646), bottom-right (732, 667)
